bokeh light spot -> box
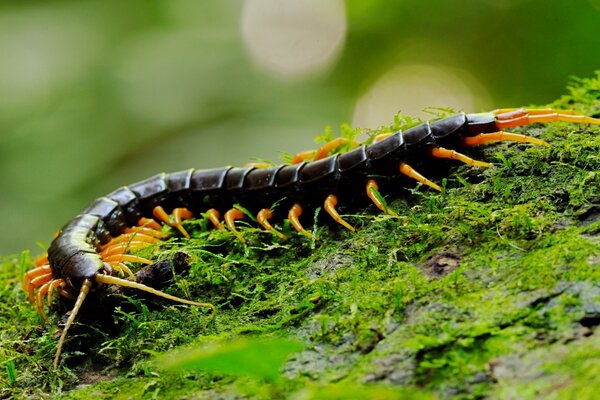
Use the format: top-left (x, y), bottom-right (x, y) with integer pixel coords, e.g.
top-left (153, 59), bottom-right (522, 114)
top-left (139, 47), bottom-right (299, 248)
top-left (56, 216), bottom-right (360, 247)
top-left (241, 0), bottom-right (347, 78)
top-left (352, 65), bottom-right (492, 128)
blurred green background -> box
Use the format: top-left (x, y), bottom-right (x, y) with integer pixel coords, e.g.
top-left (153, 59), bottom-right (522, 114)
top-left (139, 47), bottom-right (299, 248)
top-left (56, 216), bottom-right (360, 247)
top-left (1, 0), bottom-right (599, 256)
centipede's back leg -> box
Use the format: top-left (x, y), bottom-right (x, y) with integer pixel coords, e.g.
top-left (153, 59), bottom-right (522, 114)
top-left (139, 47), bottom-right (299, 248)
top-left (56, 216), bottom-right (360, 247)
top-left (493, 108), bottom-right (600, 129)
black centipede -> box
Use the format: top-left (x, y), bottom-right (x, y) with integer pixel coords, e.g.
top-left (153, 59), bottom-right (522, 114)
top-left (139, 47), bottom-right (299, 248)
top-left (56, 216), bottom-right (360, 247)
top-left (23, 107), bottom-right (599, 369)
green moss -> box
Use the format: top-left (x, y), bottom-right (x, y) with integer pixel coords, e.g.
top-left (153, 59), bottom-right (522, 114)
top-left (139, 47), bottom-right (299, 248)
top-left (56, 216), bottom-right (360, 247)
top-left (1, 74), bottom-right (599, 399)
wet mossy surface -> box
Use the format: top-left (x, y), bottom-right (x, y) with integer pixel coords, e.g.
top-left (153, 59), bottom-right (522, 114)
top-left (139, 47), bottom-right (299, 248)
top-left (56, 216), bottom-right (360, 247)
top-left (1, 74), bottom-right (599, 399)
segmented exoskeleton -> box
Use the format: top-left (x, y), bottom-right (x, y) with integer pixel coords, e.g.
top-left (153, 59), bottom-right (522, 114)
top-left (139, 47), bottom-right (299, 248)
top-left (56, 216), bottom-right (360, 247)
top-left (23, 107), bottom-right (599, 369)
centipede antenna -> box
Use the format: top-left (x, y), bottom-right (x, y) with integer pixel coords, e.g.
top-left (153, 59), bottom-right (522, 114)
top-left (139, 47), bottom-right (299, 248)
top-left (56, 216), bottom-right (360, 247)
top-left (399, 162), bottom-right (442, 192)
top-left (463, 131), bottom-right (550, 147)
top-left (324, 195), bottom-right (355, 232)
top-left (431, 147), bottom-right (493, 168)
top-left (54, 278), bottom-right (92, 369)
top-left (224, 208), bottom-right (246, 243)
top-left (94, 274), bottom-right (215, 314)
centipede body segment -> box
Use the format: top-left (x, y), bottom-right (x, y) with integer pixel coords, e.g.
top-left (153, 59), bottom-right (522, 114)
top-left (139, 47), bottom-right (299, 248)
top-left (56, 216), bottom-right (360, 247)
top-left (22, 107), bottom-right (599, 369)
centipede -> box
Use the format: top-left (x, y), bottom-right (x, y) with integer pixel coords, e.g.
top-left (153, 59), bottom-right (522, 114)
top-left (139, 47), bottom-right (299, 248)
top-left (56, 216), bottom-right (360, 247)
top-left (22, 107), bottom-right (599, 369)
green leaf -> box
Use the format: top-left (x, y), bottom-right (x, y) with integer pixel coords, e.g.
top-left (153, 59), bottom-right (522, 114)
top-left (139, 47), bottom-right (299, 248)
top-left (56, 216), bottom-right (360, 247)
top-left (159, 337), bottom-right (303, 381)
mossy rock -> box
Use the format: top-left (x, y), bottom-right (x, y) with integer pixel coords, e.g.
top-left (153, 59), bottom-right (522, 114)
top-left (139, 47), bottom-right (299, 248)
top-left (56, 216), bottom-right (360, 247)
top-left (1, 73), bottom-right (599, 399)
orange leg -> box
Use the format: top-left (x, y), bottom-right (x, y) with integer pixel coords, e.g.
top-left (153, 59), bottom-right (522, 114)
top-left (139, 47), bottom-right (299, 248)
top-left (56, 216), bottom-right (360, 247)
top-left (124, 226), bottom-right (169, 239)
top-left (36, 281), bottom-right (53, 320)
top-left (399, 162), bottom-right (442, 192)
top-left (23, 264), bottom-right (52, 294)
top-left (324, 195), bottom-right (355, 232)
top-left (28, 273), bottom-right (53, 304)
top-left (103, 254), bottom-right (153, 265)
top-left (107, 261), bottom-right (136, 280)
top-left (366, 180), bottom-right (399, 217)
top-left (100, 233), bottom-right (160, 250)
top-left (34, 254), bottom-right (49, 267)
top-left (431, 147), bottom-right (493, 168)
top-left (206, 208), bottom-right (226, 231)
top-left (99, 241), bottom-right (148, 258)
top-left (291, 137), bottom-right (360, 164)
top-left (291, 150), bottom-right (316, 164)
top-left (257, 208), bottom-right (287, 239)
top-left (288, 203), bottom-right (314, 238)
top-left (47, 279), bottom-right (65, 305)
top-left (463, 131), bottom-right (550, 147)
top-left (493, 108), bottom-right (600, 129)
top-left (314, 138), bottom-right (360, 161)
top-left (153, 206), bottom-right (192, 239)
top-left (224, 208), bottom-right (246, 243)
top-left (138, 217), bottom-right (163, 231)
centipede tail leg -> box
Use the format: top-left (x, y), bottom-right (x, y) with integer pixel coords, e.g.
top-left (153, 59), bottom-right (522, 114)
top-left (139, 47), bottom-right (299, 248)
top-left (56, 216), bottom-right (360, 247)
top-left (257, 209), bottom-right (287, 239)
top-left (324, 195), bottom-right (355, 231)
top-left (430, 147), bottom-right (493, 168)
top-left (53, 278), bottom-right (92, 369)
top-left (224, 208), bottom-right (246, 243)
top-left (288, 203), bottom-right (314, 238)
top-left (399, 163), bottom-right (442, 192)
top-left (494, 108), bottom-right (600, 129)
top-left (366, 180), bottom-right (399, 217)
top-left (463, 131), bottom-right (550, 147)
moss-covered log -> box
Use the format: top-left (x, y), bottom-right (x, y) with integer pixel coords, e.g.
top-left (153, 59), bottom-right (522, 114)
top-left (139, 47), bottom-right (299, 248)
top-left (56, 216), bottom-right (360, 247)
top-left (1, 74), bottom-right (599, 399)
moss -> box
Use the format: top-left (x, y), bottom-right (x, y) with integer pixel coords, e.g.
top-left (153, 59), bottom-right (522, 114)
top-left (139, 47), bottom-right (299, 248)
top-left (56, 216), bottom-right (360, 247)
top-left (1, 73), bottom-right (599, 399)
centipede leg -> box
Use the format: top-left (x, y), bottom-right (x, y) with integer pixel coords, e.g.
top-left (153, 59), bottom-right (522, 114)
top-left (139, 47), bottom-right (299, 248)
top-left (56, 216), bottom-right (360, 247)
top-left (430, 147), bottom-right (493, 168)
top-left (36, 281), bottom-right (52, 321)
top-left (224, 208), bottom-right (246, 243)
top-left (206, 209), bottom-right (226, 231)
top-left (324, 195), bottom-right (355, 232)
top-left (366, 180), bottom-right (399, 217)
top-left (107, 261), bottom-right (136, 280)
top-left (153, 206), bottom-right (192, 239)
top-left (27, 272), bottom-right (53, 305)
top-left (23, 264), bottom-right (52, 294)
top-left (47, 279), bottom-right (65, 306)
top-left (138, 217), bottom-right (163, 231)
top-left (399, 162), bottom-right (442, 192)
top-left (494, 108), bottom-right (600, 129)
top-left (463, 131), bottom-right (550, 147)
top-left (291, 137), bottom-right (360, 164)
top-left (257, 209), bottom-right (287, 239)
top-left (288, 203), bottom-right (314, 238)
top-left (103, 254), bottom-right (154, 265)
